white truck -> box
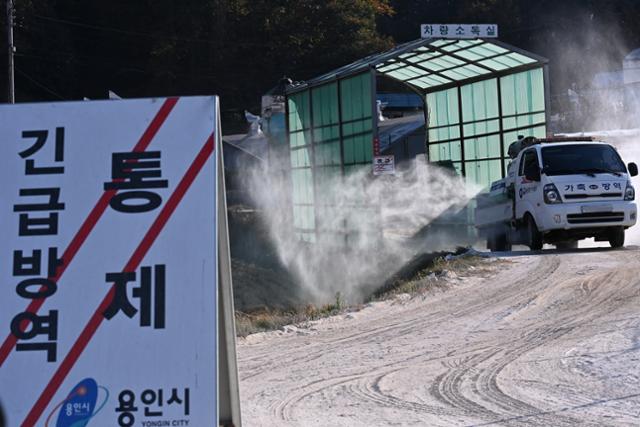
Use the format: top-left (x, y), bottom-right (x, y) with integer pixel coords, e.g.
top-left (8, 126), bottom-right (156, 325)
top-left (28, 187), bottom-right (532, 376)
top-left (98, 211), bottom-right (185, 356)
top-left (475, 136), bottom-right (638, 251)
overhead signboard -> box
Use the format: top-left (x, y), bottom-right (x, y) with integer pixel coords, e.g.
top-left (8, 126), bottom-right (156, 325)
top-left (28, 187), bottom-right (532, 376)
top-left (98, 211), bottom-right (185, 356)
top-left (421, 24), bottom-right (498, 39)
top-left (0, 96), bottom-right (236, 426)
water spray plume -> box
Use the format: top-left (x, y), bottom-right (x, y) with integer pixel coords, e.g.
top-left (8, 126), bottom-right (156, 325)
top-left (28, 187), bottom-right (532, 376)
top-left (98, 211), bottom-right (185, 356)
top-left (245, 158), bottom-right (481, 304)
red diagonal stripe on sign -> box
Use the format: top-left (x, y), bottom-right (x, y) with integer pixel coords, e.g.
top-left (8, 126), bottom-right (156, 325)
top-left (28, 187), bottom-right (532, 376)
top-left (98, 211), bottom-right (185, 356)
top-left (0, 97), bottom-right (179, 367)
top-left (22, 133), bottom-right (215, 427)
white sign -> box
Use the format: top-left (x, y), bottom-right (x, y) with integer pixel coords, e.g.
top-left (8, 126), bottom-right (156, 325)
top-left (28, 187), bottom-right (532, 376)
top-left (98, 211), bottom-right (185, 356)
top-left (421, 24), bottom-right (498, 39)
top-left (373, 155), bottom-right (395, 175)
top-left (0, 96), bottom-right (219, 426)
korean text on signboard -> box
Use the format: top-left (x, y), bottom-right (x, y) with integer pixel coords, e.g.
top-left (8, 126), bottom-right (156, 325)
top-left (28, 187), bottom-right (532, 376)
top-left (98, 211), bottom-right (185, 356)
top-left (421, 24), bottom-right (498, 39)
top-left (0, 96), bottom-right (219, 426)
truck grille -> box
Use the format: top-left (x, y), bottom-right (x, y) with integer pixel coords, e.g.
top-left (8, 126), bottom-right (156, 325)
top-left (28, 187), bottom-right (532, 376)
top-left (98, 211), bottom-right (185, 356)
top-left (566, 212), bottom-right (625, 224)
top-left (564, 193), bottom-right (622, 200)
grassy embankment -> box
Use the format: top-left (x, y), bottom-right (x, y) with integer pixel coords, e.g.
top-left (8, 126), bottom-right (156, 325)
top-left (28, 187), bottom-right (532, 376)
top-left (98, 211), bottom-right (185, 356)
top-left (235, 251), bottom-right (504, 337)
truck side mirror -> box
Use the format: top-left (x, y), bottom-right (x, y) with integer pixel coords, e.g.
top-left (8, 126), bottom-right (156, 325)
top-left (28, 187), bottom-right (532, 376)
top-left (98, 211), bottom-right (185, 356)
top-left (628, 162), bottom-right (638, 177)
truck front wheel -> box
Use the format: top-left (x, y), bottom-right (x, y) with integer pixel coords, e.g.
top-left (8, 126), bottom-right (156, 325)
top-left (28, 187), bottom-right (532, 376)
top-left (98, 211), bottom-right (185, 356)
top-left (526, 215), bottom-right (543, 251)
top-left (608, 227), bottom-right (625, 248)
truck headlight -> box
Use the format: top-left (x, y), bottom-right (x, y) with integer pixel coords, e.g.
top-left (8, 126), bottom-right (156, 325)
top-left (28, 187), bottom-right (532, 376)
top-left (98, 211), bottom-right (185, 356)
top-left (625, 182), bottom-right (635, 201)
top-left (544, 184), bottom-right (562, 204)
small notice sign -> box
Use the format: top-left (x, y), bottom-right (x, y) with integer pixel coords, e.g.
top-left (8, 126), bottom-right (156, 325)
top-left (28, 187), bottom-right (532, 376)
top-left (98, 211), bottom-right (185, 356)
top-left (421, 24), bottom-right (498, 39)
top-left (373, 155), bottom-right (395, 175)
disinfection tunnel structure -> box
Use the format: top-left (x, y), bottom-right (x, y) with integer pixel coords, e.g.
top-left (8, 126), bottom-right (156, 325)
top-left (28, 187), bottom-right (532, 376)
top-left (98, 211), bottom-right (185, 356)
top-left (283, 38), bottom-right (549, 243)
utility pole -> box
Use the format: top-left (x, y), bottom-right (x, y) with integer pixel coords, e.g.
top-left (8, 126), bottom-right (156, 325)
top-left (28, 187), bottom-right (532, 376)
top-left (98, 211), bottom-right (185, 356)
top-left (6, 0), bottom-right (15, 103)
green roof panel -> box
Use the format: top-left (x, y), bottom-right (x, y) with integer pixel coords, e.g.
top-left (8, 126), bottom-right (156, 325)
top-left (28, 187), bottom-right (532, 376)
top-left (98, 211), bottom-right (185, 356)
top-left (287, 38), bottom-right (547, 95)
top-left (508, 52), bottom-right (537, 64)
top-left (442, 39), bottom-right (482, 51)
top-left (477, 58), bottom-right (512, 71)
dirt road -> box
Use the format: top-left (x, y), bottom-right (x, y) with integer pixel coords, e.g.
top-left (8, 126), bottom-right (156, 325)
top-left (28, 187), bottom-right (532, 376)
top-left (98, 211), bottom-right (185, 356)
top-left (237, 248), bottom-right (640, 426)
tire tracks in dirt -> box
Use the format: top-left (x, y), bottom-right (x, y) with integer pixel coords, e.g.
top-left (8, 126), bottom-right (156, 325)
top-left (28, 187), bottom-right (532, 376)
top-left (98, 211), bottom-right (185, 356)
top-left (458, 250), bottom-right (639, 426)
top-left (239, 248), bottom-right (640, 426)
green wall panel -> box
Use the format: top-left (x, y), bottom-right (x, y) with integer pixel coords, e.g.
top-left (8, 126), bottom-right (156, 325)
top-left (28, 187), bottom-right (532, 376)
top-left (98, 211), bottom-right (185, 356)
top-left (287, 72), bottom-right (375, 242)
top-left (313, 125), bottom-right (340, 145)
top-left (428, 124), bottom-right (460, 142)
top-left (461, 79), bottom-right (499, 122)
top-left (428, 141), bottom-right (462, 162)
top-left (291, 168), bottom-right (314, 204)
top-left (463, 134), bottom-right (501, 160)
top-left (312, 83), bottom-right (339, 126)
top-left (314, 142), bottom-right (341, 166)
top-left (288, 92), bottom-right (311, 132)
top-left (427, 87), bottom-right (459, 129)
top-left (463, 119), bottom-right (500, 137)
top-left (340, 73), bottom-right (374, 166)
top-left (426, 67), bottom-right (546, 189)
top-left (464, 159), bottom-right (503, 187)
top-left (289, 130), bottom-right (311, 148)
top-left (500, 68), bottom-right (544, 116)
top-left (290, 147), bottom-right (311, 168)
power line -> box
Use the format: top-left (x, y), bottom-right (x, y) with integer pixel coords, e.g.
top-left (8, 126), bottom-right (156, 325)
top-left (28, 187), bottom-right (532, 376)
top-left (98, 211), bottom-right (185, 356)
top-left (18, 45), bottom-right (148, 67)
top-left (28, 14), bottom-right (270, 47)
top-left (17, 20), bottom-right (154, 48)
top-left (14, 51), bottom-right (263, 79)
top-left (15, 66), bottom-right (65, 99)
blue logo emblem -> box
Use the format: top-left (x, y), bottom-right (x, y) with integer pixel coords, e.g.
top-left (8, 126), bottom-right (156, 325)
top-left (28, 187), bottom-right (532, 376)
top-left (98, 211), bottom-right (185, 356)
top-left (45, 378), bottom-right (109, 427)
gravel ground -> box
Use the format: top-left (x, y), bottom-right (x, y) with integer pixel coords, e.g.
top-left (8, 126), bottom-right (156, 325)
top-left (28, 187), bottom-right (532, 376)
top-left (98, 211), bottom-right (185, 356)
top-left (238, 246), bottom-right (640, 426)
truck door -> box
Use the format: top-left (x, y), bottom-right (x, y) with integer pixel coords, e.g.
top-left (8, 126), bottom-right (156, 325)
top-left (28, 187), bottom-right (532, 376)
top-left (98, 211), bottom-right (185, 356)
top-left (515, 148), bottom-right (541, 220)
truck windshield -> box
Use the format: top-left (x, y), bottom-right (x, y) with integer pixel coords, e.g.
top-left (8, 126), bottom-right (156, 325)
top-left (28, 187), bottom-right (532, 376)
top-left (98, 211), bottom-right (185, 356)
top-left (541, 144), bottom-right (626, 176)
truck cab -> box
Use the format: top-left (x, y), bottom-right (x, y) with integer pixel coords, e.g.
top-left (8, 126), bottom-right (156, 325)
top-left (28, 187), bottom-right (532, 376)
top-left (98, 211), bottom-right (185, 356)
top-left (476, 136), bottom-right (638, 250)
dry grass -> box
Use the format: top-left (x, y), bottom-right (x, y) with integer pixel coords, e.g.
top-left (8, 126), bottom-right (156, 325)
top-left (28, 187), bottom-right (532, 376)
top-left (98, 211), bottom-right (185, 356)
top-left (374, 254), bottom-right (504, 299)
top-left (235, 292), bottom-right (347, 337)
top-left (235, 252), bottom-right (506, 337)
